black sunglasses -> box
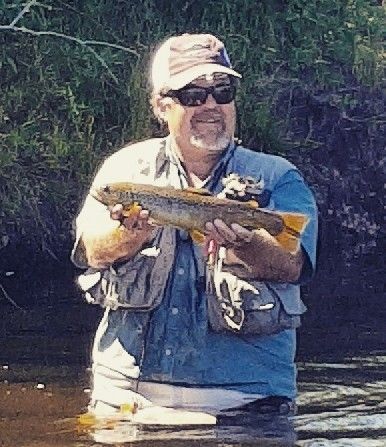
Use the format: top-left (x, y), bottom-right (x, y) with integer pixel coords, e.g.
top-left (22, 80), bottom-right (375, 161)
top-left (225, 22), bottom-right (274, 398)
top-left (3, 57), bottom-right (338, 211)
top-left (164, 84), bottom-right (236, 107)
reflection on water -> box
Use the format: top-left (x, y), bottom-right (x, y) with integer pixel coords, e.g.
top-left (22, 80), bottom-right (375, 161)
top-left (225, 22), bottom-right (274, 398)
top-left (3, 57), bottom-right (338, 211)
top-left (0, 303), bottom-right (385, 446)
top-left (86, 422), bottom-right (296, 445)
top-left (295, 377), bottom-right (386, 447)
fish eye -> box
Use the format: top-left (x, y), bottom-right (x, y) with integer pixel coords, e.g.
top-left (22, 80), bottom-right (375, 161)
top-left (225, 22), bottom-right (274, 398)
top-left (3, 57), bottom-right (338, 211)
top-left (103, 185), bottom-right (110, 193)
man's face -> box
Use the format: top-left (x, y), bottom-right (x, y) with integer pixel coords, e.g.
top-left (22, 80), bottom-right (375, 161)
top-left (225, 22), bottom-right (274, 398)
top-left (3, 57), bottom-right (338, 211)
top-left (162, 73), bottom-right (236, 155)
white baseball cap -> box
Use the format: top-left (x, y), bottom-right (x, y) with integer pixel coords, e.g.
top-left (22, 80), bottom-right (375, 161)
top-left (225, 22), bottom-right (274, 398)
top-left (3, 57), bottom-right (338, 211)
top-left (151, 33), bottom-right (242, 93)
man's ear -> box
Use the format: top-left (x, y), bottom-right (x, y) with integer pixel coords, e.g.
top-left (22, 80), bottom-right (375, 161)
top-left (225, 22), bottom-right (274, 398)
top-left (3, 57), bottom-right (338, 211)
top-left (156, 96), bottom-right (174, 120)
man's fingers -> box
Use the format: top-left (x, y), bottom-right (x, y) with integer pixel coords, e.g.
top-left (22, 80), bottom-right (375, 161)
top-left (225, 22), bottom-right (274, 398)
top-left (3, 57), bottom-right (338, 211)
top-left (205, 220), bottom-right (254, 247)
top-left (205, 220), bottom-right (237, 245)
top-left (108, 204), bottom-right (153, 232)
top-left (230, 223), bottom-right (254, 242)
top-left (213, 219), bottom-right (238, 242)
top-left (138, 209), bottom-right (150, 220)
top-left (121, 208), bottom-right (155, 232)
top-left (110, 203), bottom-right (124, 220)
top-left (205, 221), bottom-right (227, 245)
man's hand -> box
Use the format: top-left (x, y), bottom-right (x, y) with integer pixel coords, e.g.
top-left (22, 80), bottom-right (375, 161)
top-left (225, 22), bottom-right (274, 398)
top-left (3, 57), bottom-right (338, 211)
top-left (110, 204), bottom-right (154, 233)
top-left (204, 219), bottom-right (304, 283)
top-left (205, 219), bottom-right (254, 248)
top-left (82, 203), bottom-right (156, 269)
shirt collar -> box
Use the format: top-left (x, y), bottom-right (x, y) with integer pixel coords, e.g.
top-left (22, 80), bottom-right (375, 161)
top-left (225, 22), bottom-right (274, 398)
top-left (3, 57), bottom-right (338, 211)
top-left (164, 135), bottom-right (236, 191)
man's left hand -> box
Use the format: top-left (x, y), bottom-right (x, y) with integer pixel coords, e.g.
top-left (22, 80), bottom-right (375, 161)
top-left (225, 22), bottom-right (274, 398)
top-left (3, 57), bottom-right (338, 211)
top-left (204, 219), bottom-right (304, 282)
top-left (205, 219), bottom-right (254, 248)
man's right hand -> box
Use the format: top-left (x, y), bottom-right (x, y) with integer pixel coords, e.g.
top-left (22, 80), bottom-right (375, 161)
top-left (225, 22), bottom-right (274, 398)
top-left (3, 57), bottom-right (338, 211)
top-left (81, 202), bottom-right (156, 269)
top-left (110, 204), bottom-right (154, 233)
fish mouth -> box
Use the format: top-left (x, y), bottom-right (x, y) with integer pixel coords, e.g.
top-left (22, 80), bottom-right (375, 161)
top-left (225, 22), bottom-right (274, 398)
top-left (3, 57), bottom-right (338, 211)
top-left (90, 185), bottom-right (114, 203)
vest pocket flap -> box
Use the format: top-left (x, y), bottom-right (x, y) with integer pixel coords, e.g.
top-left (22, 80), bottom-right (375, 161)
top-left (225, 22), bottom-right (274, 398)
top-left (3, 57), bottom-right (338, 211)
top-left (268, 283), bottom-right (307, 316)
top-left (111, 260), bottom-right (138, 281)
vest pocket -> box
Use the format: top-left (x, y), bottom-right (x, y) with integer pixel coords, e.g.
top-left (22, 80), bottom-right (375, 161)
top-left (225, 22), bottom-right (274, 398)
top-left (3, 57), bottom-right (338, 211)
top-left (77, 228), bottom-right (176, 311)
top-left (207, 272), bottom-right (304, 336)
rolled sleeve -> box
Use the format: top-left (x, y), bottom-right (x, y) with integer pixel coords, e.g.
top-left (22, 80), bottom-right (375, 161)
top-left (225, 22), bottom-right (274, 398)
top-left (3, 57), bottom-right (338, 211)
top-left (71, 194), bottom-right (111, 268)
top-left (71, 146), bottom-right (136, 269)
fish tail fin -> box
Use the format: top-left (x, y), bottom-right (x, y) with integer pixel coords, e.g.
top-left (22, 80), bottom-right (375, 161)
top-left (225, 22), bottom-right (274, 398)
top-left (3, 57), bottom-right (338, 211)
top-left (275, 231), bottom-right (300, 253)
top-left (281, 212), bottom-right (309, 235)
top-left (275, 212), bottom-right (309, 253)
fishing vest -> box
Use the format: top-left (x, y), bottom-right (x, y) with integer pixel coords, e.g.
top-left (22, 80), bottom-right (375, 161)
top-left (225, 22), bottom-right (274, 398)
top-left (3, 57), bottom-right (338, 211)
top-left (75, 137), bottom-right (307, 336)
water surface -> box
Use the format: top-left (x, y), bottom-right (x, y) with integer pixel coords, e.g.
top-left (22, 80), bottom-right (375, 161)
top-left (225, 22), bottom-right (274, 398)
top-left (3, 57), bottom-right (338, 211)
top-left (0, 301), bottom-right (384, 446)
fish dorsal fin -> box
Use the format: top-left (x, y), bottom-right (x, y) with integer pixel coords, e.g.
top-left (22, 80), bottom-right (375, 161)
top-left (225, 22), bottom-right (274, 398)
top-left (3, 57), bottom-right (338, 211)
top-left (185, 187), bottom-right (212, 196)
top-left (247, 200), bottom-right (259, 209)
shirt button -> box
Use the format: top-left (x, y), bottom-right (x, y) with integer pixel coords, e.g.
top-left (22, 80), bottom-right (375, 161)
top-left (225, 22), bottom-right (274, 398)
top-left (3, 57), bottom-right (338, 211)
top-left (165, 349), bottom-right (172, 356)
top-left (177, 268), bottom-right (185, 275)
top-left (171, 307), bottom-right (179, 315)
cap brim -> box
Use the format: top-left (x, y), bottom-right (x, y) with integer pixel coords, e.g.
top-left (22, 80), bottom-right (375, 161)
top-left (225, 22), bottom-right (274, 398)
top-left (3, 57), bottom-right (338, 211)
top-left (167, 63), bottom-right (242, 90)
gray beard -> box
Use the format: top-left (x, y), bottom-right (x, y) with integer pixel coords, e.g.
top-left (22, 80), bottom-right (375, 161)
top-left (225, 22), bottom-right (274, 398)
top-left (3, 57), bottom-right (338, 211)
top-left (190, 134), bottom-right (231, 153)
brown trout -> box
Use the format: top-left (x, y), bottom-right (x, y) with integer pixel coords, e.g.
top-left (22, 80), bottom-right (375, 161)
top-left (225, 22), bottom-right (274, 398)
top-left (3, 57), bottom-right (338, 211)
top-left (90, 182), bottom-right (309, 252)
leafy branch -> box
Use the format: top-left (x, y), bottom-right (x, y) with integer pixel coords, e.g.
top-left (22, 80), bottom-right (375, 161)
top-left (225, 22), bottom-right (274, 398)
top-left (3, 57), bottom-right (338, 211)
top-left (9, 0), bottom-right (37, 26)
top-left (1, 1), bottom-right (140, 84)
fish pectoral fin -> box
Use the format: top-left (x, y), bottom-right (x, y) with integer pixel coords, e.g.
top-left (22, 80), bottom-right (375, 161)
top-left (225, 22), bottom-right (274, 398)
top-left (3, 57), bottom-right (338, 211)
top-left (189, 229), bottom-right (206, 244)
top-left (122, 202), bottom-right (142, 218)
top-left (185, 187), bottom-right (212, 196)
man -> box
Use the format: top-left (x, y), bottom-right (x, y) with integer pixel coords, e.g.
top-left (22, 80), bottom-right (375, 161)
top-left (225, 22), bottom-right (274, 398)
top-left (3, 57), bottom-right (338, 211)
top-left (72, 33), bottom-right (318, 425)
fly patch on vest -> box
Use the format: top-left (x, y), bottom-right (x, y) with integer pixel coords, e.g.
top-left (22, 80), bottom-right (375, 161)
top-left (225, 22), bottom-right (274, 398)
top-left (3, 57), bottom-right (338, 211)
top-left (206, 248), bottom-right (303, 336)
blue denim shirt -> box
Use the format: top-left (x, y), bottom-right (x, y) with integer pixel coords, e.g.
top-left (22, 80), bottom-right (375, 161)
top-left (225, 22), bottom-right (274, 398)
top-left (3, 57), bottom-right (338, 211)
top-left (74, 136), bottom-right (318, 400)
top-left (139, 232), bottom-right (298, 397)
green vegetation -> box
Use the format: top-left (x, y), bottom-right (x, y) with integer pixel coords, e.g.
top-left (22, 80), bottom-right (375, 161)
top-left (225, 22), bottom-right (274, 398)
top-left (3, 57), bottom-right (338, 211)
top-left (0, 0), bottom-right (384, 250)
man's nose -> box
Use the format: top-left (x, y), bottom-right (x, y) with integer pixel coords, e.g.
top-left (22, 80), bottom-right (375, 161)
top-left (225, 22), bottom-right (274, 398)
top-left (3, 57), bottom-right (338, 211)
top-left (205, 93), bottom-right (217, 107)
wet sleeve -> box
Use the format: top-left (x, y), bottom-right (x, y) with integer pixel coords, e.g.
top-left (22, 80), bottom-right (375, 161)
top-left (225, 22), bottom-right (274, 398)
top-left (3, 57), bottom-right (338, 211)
top-left (270, 169), bottom-right (318, 284)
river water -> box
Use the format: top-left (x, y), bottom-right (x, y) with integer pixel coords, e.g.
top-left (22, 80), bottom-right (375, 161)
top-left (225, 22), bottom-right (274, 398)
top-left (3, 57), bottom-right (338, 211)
top-left (0, 300), bottom-right (385, 447)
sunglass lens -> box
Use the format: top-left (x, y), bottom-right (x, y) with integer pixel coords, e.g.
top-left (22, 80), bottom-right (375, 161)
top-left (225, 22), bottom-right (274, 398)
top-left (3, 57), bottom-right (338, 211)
top-left (212, 85), bottom-right (236, 104)
top-left (172, 84), bottom-right (236, 106)
top-left (177, 88), bottom-right (207, 106)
